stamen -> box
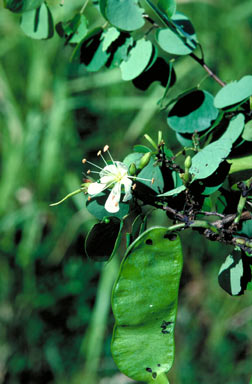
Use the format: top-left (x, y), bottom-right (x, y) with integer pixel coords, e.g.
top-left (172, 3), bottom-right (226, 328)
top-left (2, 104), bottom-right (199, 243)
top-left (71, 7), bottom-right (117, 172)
top-left (115, 202), bottom-right (119, 207)
top-left (82, 158), bottom-right (104, 171)
top-left (104, 144), bottom-right (115, 164)
top-left (88, 196), bottom-right (91, 201)
top-left (128, 175), bottom-right (154, 183)
top-left (97, 149), bottom-right (108, 166)
top-left (132, 183), bottom-right (137, 190)
top-left (87, 170), bottom-right (91, 174)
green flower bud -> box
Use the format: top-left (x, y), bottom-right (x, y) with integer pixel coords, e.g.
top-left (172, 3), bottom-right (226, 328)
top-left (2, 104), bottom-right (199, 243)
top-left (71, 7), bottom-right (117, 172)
top-left (129, 162), bottom-right (137, 176)
top-left (184, 155), bottom-right (192, 171)
top-left (138, 152), bottom-right (152, 170)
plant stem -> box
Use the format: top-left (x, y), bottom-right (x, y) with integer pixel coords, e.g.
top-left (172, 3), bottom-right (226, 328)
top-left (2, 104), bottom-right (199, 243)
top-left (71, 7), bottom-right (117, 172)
top-left (190, 52), bottom-right (226, 87)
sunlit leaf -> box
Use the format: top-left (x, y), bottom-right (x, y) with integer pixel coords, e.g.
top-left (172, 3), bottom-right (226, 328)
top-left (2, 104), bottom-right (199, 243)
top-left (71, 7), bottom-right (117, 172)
top-left (158, 185), bottom-right (186, 197)
top-left (214, 75), bottom-right (252, 109)
top-left (120, 39), bottom-right (153, 81)
top-left (156, 27), bottom-right (195, 55)
top-left (111, 227), bottom-right (183, 382)
top-left (220, 113), bottom-right (245, 144)
top-left (167, 90), bottom-right (218, 133)
top-left (100, 0), bottom-right (145, 31)
top-left (20, 3), bottom-right (54, 40)
top-left (190, 138), bottom-right (232, 180)
top-left (80, 29), bottom-right (110, 72)
top-left (218, 250), bottom-right (251, 296)
top-left (242, 120), bottom-right (252, 142)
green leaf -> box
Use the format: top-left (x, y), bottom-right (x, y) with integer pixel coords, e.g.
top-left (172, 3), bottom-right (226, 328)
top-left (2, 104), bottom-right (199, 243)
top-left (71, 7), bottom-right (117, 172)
top-left (172, 12), bottom-right (197, 44)
top-left (175, 132), bottom-right (193, 147)
top-left (137, 157), bottom-right (164, 193)
top-left (214, 75), bottom-right (252, 109)
top-left (111, 227), bottom-right (183, 382)
top-left (133, 57), bottom-right (176, 91)
top-left (101, 0), bottom-right (145, 31)
top-left (158, 185), bottom-right (186, 197)
top-left (242, 120), bottom-right (252, 141)
top-left (218, 250), bottom-right (251, 296)
top-left (158, 0), bottom-right (176, 18)
top-left (86, 191), bottom-right (129, 220)
top-left (102, 27), bottom-right (120, 51)
top-left (69, 15), bottom-right (88, 44)
top-left (190, 138), bottom-right (232, 180)
top-left (220, 113), bottom-right (245, 144)
top-left (80, 30), bottom-right (110, 72)
top-left (238, 219), bottom-right (252, 238)
top-left (56, 14), bottom-right (88, 44)
top-left (85, 217), bottom-right (123, 261)
top-left (4, 0), bottom-right (44, 13)
top-left (107, 35), bottom-right (134, 68)
top-left (123, 152), bottom-right (143, 168)
top-left (133, 145), bottom-right (152, 153)
top-left (120, 39), bottom-right (153, 81)
top-left (156, 27), bottom-right (195, 55)
top-left (167, 90), bottom-right (218, 133)
top-left (20, 3), bottom-right (54, 40)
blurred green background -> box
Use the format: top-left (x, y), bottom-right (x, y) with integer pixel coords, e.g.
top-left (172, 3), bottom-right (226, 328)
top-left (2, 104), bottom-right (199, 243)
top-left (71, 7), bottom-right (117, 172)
top-left (0, 1), bottom-right (252, 383)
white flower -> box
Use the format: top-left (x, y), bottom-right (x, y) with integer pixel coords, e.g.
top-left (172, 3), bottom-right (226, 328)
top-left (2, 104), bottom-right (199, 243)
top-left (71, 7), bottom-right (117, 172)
top-left (88, 161), bottom-right (133, 213)
top-left (82, 145), bottom-right (153, 214)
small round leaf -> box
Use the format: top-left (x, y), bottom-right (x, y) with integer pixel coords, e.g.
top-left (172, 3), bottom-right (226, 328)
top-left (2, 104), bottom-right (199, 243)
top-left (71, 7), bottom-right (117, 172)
top-left (214, 75), bottom-right (252, 109)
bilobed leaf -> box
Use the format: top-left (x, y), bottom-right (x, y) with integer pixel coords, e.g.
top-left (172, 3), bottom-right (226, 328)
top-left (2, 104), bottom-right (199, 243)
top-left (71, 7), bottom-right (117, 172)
top-left (190, 138), bottom-right (232, 180)
top-left (238, 219), bottom-right (252, 239)
top-left (86, 191), bottom-right (129, 220)
top-left (85, 217), bottom-right (123, 261)
top-left (218, 250), bottom-right (251, 296)
top-left (158, 0), bottom-right (176, 18)
top-left (101, 0), bottom-right (145, 31)
top-left (167, 90), bottom-right (218, 133)
top-left (80, 29), bottom-right (110, 72)
top-left (214, 75), bottom-right (252, 109)
top-left (242, 120), bottom-right (252, 141)
top-left (175, 132), bottom-right (193, 147)
top-left (120, 39), bottom-right (153, 81)
top-left (156, 27), bottom-right (195, 55)
top-left (69, 15), bottom-right (88, 43)
top-left (20, 3), bottom-right (54, 39)
top-left (172, 12), bottom-right (197, 46)
top-left (4, 0), bottom-right (44, 13)
top-left (220, 113), bottom-right (245, 144)
top-left (111, 227), bottom-right (183, 382)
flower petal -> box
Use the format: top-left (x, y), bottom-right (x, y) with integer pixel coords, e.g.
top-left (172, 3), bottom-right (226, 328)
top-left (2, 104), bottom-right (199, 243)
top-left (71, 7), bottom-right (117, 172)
top-left (122, 176), bottom-right (132, 202)
top-left (105, 182), bottom-right (121, 213)
top-left (100, 175), bottom-right (116, 184)
top-left (100, 164), bottom-right (118, 177)
top-left (88, 182), bottom-right (106, 195)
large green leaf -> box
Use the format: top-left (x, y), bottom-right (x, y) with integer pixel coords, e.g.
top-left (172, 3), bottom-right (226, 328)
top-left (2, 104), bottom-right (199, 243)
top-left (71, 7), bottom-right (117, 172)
top-left (111, 227), bottom-right (183, 382)
top-left (214, 75), bottom-right (252, 109)
top-left (100, 0), bottom-right (145, 31)
top-left (167, 90), bottom-right (218, 133)
top-left (20, 3), bottom-right (54, 39)
top-left (190, 138), bottom-right (232, 180)
top-left (218, 249), bottom-right (251, 296)
top-left (85, 217), bottom-right (123, 261)
top-left (120, 39), bottom-right (153, 81)
top-left (4, 0), bottom-right (44, 13)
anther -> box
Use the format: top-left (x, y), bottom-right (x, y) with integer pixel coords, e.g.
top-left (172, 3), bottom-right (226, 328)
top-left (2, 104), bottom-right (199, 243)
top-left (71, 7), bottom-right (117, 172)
top-left (82, 158), bottom-right (87, 164)
top-left (132, 183), bottom-right (137, 190)
top-left (87, 170), bottom-right (91, 174)
top-left (103, 145), bottom-right (109, 152)
top-left (88, 196), bottom-right (91, 201)
top-left (151, 178), bottom-right (155, 184)
top-left (97, 150), bottom-right (102, 156)
top-left (115, 202), bottom-right (119, 207)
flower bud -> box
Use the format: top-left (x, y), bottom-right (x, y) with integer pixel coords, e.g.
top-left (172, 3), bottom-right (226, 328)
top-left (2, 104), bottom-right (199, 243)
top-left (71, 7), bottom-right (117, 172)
top-left (138, 152), bottom-right (152, 170)
top-left (129, 162), bottom-right (137, 176)
top-left (184, 155), bottom-right (192, 171)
